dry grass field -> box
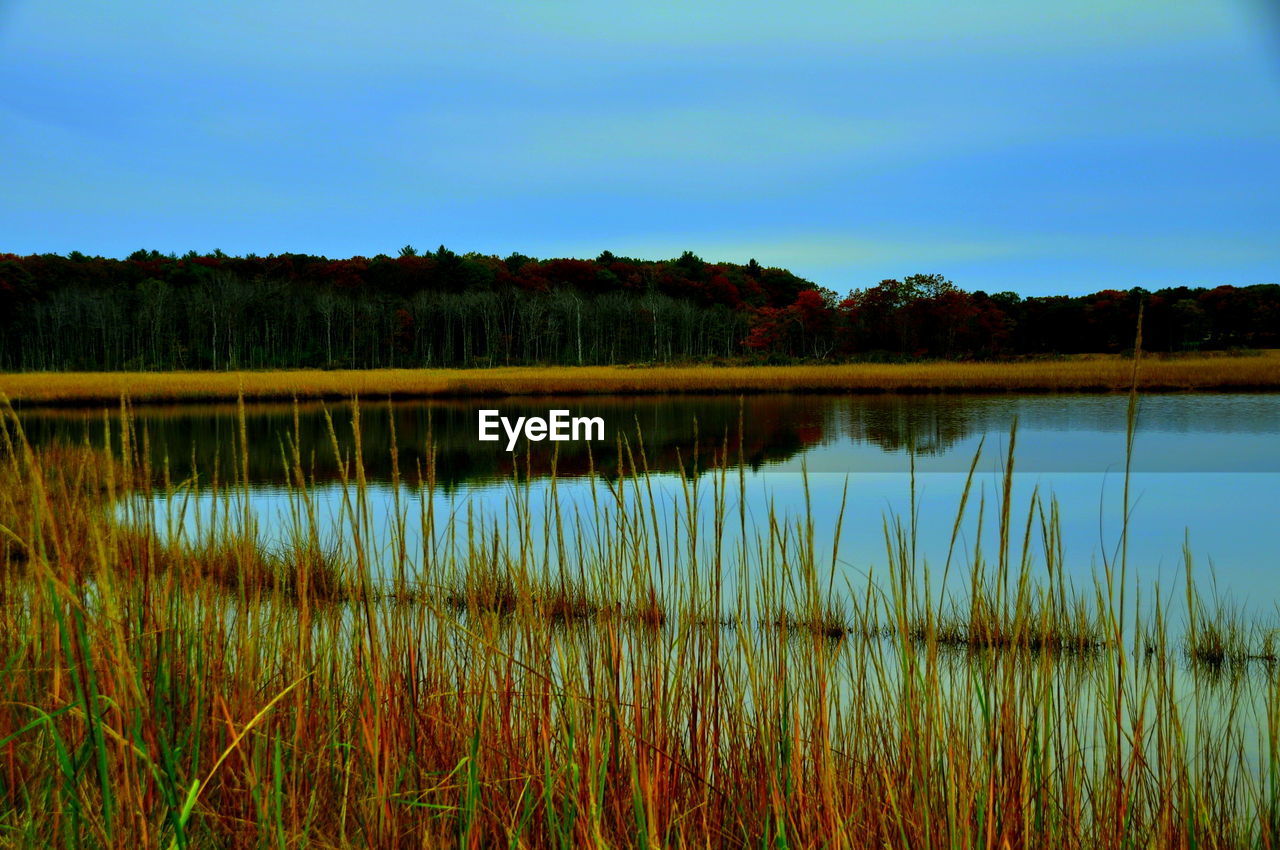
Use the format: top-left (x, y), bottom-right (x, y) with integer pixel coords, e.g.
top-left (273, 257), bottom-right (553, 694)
top-left (1, 351), bottom-right (1277, 406)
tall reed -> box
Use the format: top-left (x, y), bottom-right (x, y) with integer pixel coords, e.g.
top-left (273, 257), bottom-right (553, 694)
top-left (0, 390), bottom-right (1274, 848)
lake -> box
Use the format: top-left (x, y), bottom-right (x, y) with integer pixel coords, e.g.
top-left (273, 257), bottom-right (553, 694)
top-left (17, 391), bottom-right (1280, 616)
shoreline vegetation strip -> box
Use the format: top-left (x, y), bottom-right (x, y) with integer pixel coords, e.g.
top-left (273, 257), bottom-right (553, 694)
top-left (2, 351), bottom-right (1279, 407)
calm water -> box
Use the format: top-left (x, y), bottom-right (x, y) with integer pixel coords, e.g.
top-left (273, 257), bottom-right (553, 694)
top-left (18, 392), bottom-right (1280, 609)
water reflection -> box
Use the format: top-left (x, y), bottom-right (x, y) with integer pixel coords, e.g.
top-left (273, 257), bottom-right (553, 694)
top-left (16, 392), bottom-right (1280, 605)
top-left (18, 395), bottom-right (838, 486)
top-left (17, 393), bottom-right (1280, 488)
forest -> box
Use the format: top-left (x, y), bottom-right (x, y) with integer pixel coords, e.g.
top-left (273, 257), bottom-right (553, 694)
top-left (0, 247), bottom-right (1276, 370)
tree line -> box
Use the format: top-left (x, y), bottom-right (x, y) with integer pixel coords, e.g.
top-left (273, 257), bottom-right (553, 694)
top-left (0, 248), bottom-right (1275, 370)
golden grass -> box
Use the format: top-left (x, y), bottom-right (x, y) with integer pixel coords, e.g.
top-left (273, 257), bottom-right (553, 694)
top-left (2, 393), bottom-right (1278, 847)
top-left (2, 351), bottom-right (1278, 406)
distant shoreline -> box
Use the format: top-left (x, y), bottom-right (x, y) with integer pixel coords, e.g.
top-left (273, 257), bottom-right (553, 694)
top-left (2, 353), bottom-right (1277, 409)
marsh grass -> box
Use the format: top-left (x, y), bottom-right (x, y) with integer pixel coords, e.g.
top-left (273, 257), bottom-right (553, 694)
top-left (770, 599), bottom-right (854, 640)
top-left (0, 378), bottom-right (1277, 847)
top-left (1183, 555), bottom-right (1280, 671)
top-left (183, 537), bottom-right (354, 602)
top-left (2, 351), bottom-right (1279, 407)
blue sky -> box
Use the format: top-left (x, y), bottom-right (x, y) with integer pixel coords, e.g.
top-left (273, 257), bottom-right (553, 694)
top-left (1, 0), bottom-right (1278, 296)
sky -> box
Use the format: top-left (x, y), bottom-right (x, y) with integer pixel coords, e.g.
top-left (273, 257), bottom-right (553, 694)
top-left (1, 0), bottom-right (1278, 296)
